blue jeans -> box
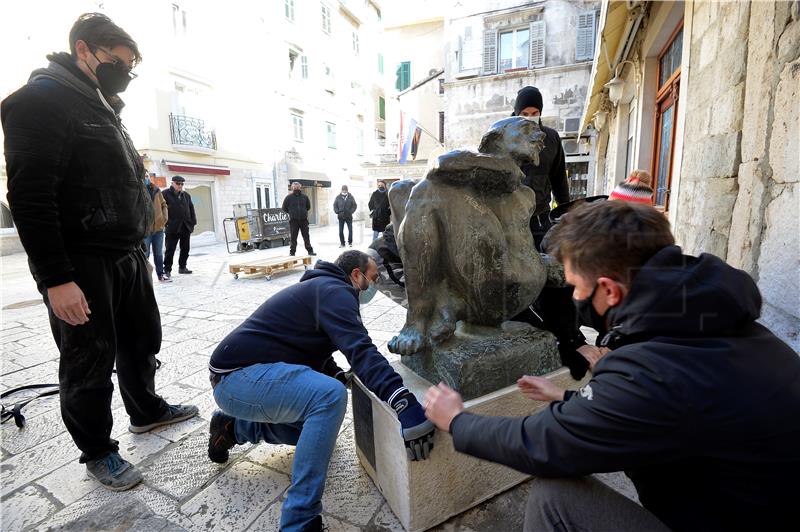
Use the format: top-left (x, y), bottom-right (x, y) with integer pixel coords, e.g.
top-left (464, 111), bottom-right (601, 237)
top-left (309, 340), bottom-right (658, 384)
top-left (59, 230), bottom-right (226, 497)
top-left (373, 230), bottom-right (380, 240)
top-left (143, 230), bottom-right (165, 277)
top-left (213, 363), bottom-right (348, 532)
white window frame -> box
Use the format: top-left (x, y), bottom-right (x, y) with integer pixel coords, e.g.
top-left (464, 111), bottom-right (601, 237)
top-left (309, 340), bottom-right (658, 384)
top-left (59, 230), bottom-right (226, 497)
top-left (321, 3), bottom-right (331, 34)
top-left (292, 114), bottom-right (304, 142)
top-left (326, 122), bottom-right (337, 149)
top-left (300, 55), bottom-right (309, 79)
top-left (285, 0), bottom-right (295, 21)
top-left (498, 27), bottom-right (531, 70)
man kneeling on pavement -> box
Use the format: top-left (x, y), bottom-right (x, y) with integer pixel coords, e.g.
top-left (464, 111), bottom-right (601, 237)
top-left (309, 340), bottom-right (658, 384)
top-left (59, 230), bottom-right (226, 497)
top-left (425, 200), bottom-right (800, 532)
top-left (207, 250), bottom-right (434, 532)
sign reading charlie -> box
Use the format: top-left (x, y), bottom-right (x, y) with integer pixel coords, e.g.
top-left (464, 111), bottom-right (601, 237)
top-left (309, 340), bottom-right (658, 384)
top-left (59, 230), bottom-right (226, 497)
top-left (259, 208), bottom-right (290, 238)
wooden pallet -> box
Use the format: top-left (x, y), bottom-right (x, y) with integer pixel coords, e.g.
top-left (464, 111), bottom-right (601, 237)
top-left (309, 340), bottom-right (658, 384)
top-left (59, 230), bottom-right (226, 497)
top-left (229, 255), bottom-right (312, 280)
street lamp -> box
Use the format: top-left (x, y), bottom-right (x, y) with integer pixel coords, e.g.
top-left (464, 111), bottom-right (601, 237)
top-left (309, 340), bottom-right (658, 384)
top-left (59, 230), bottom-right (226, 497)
top-left (593, 110), bottom-right (608, 131)
top-left (604, 60), bottom-right (638, 106)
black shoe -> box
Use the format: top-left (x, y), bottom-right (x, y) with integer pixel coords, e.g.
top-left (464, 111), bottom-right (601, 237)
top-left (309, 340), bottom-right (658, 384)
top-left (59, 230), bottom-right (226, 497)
top-left (178, 267), bottom-right (193, 274)
top-left (290, 251), bottom-right (296, 256)
top-left (208, 410), bottom-right (237, 464)
top-left (308, 251), bottom-right (317, 256)
top-left (302, 515), bottom-right (328, 532)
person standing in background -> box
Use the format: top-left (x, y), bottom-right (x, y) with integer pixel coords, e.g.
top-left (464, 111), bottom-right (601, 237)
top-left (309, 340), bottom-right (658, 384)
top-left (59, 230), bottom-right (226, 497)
top-left (333, 185), bottom-right (357, 248)
top-left (282, 181), bottom-right (316, 256)
top-left (143, 173), bottom-right (170, 282)
top-left (368, 180), bottom-right (390, 241)
top-left (163, 175), bottom-right (196, 275)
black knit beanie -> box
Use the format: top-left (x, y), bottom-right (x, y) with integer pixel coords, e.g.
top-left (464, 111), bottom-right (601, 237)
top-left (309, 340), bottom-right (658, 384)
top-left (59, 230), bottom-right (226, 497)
top-left (513, 86), bottom-right (544, 116)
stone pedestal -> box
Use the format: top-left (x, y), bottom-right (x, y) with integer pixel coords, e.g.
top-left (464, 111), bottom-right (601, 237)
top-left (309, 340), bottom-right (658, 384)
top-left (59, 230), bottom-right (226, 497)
top-left (400, 321), bottom-right (561, 401)
top-left (352, 363), bottom-right (587, 532)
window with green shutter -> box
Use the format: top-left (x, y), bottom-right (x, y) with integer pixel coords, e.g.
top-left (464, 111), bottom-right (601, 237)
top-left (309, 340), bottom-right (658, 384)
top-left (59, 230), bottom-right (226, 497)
top-left (395, 61), bottom-right (411, 91)
top-left (378, 96), bottom-right (385, 120)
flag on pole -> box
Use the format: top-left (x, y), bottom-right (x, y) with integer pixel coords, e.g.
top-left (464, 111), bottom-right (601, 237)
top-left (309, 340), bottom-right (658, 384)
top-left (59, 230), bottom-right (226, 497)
top-left (399, 118), bottom-right (416, 164)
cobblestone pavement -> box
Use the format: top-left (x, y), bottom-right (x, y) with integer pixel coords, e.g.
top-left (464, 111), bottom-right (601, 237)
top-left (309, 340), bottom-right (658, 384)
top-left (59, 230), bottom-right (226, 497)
top-left (1, 224), bottom-right (634, 531)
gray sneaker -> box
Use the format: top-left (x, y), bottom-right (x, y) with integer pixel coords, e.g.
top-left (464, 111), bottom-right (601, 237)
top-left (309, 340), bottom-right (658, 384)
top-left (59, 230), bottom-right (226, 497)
top-left (86, 452), bottom-right (143, 491)
top-left (128, 403), bottom-right (199, 434)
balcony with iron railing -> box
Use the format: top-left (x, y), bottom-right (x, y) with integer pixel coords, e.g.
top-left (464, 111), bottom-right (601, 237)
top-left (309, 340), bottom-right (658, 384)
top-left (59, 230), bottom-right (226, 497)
top-left (169, 113), bottom-right (217, 153)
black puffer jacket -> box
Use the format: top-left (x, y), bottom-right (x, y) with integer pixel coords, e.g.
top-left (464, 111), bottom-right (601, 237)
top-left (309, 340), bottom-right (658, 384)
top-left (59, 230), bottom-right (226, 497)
top-left (451, 245), bottom-right (800, 532)
top-left (2, 53), bottom-right (152, 287)
top-left (519, 124), bottom-right (570, 216)
top-left (368, 189), bottom-right (391, 231)
top-left (282, 191), bottom-right (311, 221)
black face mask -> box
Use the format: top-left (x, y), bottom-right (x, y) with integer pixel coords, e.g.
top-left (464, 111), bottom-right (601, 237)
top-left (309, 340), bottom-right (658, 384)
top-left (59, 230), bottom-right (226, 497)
top-left (88, 49), bottom-right (134, 95)
top-left (573, 283), bottom-right (608, 336)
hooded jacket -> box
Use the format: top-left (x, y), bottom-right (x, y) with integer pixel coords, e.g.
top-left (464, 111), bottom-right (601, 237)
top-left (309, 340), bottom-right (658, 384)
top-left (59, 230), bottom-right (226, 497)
top-left (519, 123), bottom-right (570, 216)
top-left (450, 246), bottom-right (800, 532)
top-left (209, 260), bottom-right (406, 402)
top-left (2, 53), bottom-right (152, 287)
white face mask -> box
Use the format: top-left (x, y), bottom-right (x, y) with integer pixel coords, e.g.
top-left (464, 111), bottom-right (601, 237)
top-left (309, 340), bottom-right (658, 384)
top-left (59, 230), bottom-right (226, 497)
top-left (357, 272), bottom-right (378, 305)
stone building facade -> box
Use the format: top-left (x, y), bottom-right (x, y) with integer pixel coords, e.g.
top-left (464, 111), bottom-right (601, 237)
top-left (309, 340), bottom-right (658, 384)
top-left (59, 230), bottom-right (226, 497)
top-left (582, 0), bottom-right (799, 350)
top-left (443, 0), bottom-right (601, 200)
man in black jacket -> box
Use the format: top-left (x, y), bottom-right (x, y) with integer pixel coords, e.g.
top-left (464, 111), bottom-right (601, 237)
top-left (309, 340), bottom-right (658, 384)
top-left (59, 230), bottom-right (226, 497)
top-left (282, 181), bottom-right (316, 256)
top-left (512, 86), bottom-right (570, 249)
top-left (368, 180), bottom-right (391, 241)
top-left (333, 185), bottom-right (357, 248)
top-left (162, 175), bottom-right (196, 276)
top-left (424, 201), bottom-right (800, 532)
top-left (1, 13), bottom-right (197, 492)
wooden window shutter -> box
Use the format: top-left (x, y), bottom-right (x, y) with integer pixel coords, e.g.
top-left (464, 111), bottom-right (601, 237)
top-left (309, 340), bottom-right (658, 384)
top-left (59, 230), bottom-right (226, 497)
top-left (482, 29), bottom-right (497, 75)
top-left (575, 11), bottom-right (596, 61)
top-left (529, 20), bottom-right (546, 69)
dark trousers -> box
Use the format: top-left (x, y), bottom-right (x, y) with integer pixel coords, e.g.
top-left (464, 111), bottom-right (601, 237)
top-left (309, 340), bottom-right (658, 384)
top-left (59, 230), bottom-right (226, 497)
top-left (338, 218), bottom-right (353, 245)
top-left (524, 477), bottom-right (670, 532)
top-left (289, 219), bottom-right (313, 254)
top-left (164, 231), bottom-right (190, 272)
top-left (530, 211), bottom-right (553, 251)
top-left (40, 250), bottom-right (167, 462)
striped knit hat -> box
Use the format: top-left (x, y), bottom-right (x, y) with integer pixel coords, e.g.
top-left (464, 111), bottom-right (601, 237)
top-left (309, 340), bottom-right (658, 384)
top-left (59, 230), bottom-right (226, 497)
top-left (609, 170), bottom-right (653, 204)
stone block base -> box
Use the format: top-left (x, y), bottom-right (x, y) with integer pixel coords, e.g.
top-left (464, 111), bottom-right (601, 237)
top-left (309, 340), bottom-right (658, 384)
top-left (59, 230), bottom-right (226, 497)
top-left (400, 321), bottom-right (560, 401)
top-left (352, 362), bottom-right (586, 532)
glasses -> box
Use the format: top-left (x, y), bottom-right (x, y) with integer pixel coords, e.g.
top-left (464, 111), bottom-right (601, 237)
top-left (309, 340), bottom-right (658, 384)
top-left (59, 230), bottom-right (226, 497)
top-left (90, 45), bottom-right (138, 81)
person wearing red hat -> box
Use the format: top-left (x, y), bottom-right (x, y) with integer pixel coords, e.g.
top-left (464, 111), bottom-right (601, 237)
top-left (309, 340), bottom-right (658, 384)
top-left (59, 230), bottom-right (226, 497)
top-left (609, 170), bottom-right (654, 204)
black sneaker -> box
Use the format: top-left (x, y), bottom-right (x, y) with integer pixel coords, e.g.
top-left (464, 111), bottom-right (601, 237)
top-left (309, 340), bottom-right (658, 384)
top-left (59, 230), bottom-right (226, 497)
top-left (303, 515), bottom-right (328, 532)
top-left (178, 267), bottom-right (193, 274)
top-left (308, 251), bottom-right (317, 256)
top-left (129, 404), bottom-right (199, 433)
top-left (290, 252), bottom-right (296, 256)
top-left (208, 410), bottom-right (237, 463)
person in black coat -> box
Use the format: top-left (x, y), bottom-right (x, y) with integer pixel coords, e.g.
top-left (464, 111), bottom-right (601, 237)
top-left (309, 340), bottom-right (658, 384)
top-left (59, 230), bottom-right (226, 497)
top-left (425, 201), bottom-right (800, 532)
top-left (281, 181), bottom-right (315, 256)
top-left (368, 180), bottom-right (391, 240)
top-left (1, 13), bottom-right (197, 492)
top-left (333, 185), bottom-right (357, 247)
top-left (162, 175), bottom-right (197, 275)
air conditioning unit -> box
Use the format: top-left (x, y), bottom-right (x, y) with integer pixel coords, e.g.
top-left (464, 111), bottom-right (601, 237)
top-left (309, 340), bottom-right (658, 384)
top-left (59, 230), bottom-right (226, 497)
top-left (563, 117), bottom-right (581, 135)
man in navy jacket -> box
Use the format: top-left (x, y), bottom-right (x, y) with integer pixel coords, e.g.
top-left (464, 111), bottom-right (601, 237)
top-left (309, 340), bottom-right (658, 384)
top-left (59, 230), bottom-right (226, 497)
top-left (425, 201), bottom-right (800, 532)
top-left (208, 250), bottom-right (433, 532)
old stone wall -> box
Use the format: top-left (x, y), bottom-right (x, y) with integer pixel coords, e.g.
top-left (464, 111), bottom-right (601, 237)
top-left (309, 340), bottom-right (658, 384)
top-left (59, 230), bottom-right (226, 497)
top-left (676, 1), bottom-right (799, 350)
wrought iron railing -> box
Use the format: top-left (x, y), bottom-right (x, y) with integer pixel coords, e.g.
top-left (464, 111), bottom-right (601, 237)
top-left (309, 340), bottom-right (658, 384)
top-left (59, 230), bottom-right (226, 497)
top-left (169, 113), bottom-right (217, 150)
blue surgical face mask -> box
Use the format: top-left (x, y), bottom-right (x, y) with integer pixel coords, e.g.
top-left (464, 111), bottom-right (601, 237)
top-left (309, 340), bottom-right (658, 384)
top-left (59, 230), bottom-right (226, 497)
top-left (358, 272), bottom-right (378, 305)
top-left (144, 176), bottom-right (151, 185)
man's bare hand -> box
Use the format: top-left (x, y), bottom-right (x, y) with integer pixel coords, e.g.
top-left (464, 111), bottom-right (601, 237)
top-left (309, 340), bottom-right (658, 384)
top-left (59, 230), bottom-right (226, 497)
top-left (47, 282), bottom-right (91, 326)
top-left (517, 375), bottom-right (565, 402)
top-left (577, 345), bottom-right (610, 372)
top-left (423, 383), bottom-right (464, 433)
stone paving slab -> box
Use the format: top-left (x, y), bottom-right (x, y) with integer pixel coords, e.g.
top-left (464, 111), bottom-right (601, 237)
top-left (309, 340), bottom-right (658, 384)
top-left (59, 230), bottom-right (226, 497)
top-left (1, 229), bottom-right (638, 531)
top-left (179, 460), bottom-right (290, 531)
